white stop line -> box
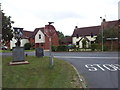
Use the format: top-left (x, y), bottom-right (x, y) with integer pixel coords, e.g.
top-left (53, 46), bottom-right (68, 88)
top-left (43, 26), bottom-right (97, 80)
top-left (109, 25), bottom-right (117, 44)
top-left (85, 64), bottom-right (120, 71)
top-left (54, 56), bottom-right (118, 59)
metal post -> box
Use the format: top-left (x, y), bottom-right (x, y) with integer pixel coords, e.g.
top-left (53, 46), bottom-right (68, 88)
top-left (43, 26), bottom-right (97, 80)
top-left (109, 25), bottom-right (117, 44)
top-left (100, 17), bottom-right (104, 52)
top-left (101, 22), bottom-right (104, 52)
top-left (49, 37), bottom-right (53, 68)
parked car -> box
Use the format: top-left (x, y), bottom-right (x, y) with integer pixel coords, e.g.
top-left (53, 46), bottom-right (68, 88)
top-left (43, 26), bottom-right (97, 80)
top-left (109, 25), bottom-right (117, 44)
top-left (0, 46), bottom-right (8, 50)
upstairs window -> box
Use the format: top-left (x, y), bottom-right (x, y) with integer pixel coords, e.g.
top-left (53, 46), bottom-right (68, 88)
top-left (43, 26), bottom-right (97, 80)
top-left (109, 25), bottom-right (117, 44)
top-left (76, 34), bottom-right (79, 38)
top-left (91, 33), bottom-right (93, 38)
top-left (39, 34), bottom-right (41, 39)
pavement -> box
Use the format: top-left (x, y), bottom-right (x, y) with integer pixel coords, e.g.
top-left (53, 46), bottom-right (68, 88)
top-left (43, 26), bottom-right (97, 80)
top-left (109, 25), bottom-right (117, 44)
top-left (1, 51), bottom-right (119, 88)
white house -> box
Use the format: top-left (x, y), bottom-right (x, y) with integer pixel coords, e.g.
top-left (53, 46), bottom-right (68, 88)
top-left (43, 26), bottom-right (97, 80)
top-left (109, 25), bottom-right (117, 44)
top-left (72, 20), bottom-right (119, 49)
top-left (10, 30), bottom-right (33, 49)
top-left (72, 26), bottom-right (100, 48)
top-left (35, 29), bottom-right (45, 44)
top-left (10, 38), bottom-right (29, 49)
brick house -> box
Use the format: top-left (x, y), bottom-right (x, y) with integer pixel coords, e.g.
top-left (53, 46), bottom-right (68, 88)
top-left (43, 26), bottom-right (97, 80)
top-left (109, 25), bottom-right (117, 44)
top-left (10, 23), bottom-right (59, 50)
top-left (60, 36), bottom-right (72, 45)
top-left (72, 20), bottom-right (119, 49)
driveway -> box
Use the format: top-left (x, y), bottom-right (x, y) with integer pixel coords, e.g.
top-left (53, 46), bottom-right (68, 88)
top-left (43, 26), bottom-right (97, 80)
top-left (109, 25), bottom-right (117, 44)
top-left (1, 51), bottom-right (119, 88)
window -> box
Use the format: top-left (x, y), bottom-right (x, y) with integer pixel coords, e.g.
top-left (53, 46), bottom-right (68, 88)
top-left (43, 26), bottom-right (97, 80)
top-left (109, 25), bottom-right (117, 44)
top-left (91, 33), bottom-right (93, 38)
top-left (76, 41), bottom-right (79, 45)
top-left (39, 34), bottom-right (41, 39)
top-left (76, 34), bottom-right (79, 38)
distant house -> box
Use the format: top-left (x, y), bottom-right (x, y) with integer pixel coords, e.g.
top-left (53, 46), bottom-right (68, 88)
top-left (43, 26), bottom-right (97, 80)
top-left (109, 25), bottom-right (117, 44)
top-left (72, 20), bottom-right (119, 49)
top-left (10, 24), bottom-right (59, 50)
top-left (60, 36), bottom-right (72, 45)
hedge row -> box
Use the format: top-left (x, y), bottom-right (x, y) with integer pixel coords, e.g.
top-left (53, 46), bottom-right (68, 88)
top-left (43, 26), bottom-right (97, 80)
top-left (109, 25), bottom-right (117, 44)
top-left (52, 45), bottom-right (69, 52)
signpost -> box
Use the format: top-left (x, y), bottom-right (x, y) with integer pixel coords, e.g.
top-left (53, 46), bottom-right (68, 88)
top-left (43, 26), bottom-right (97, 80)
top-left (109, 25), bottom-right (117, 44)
top-left (45, 22), bottom-right (55, 68)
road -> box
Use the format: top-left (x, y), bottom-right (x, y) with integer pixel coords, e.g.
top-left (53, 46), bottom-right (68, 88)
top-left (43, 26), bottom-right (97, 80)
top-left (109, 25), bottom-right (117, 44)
top-left (1, 51), bottom-right (119, 88)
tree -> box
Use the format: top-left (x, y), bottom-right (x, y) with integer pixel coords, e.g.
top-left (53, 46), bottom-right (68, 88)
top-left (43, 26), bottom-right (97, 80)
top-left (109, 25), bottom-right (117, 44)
top-left (96, 27), bottom-right (118, 50)
top-left (56, 31), bottom-right (65, 43)
top-left (24, 43), bottom-right (31, 50)
top-left (2, 12), bottom-right (14, 44)
top-left (82, 39), bottom-right (87, 49)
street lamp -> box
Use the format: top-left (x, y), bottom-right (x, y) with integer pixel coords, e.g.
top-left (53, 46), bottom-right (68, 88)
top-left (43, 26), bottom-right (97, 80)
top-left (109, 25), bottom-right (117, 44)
top-left (100, 17), bottom-right (105, 52)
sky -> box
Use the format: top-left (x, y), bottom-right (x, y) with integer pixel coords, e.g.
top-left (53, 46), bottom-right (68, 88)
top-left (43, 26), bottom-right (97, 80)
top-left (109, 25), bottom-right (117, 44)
top-left (1, 0), bottom-right (119, 35)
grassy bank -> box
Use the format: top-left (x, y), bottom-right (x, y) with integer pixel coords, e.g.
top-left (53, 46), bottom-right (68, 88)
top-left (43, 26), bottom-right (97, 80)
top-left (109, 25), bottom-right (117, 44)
top-left (0, 50), bottom-right (35, 53)
top-left (2, 56), bottom-right (81, 88)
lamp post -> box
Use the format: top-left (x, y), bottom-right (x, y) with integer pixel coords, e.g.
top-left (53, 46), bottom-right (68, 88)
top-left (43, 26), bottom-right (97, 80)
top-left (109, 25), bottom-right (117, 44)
top-left (100, 17), bottom-right (105, 52)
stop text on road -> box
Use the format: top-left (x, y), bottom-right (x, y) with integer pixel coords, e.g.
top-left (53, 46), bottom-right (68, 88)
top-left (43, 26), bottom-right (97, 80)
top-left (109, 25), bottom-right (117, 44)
top-left (85, 64), bottom-right (120, 71)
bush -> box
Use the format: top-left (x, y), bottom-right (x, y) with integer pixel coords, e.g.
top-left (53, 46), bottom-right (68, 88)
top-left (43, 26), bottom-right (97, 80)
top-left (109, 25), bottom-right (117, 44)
top-left (57, 45), bottom-right (68, 52)
top-left (24, 43), bottom-right (32, 50)
top-left (91, 43), bottom-right (101, 51)
top-left (52, 45), bottom-right (69, 52)
top-left (52, 46), bottom-right (57, 51)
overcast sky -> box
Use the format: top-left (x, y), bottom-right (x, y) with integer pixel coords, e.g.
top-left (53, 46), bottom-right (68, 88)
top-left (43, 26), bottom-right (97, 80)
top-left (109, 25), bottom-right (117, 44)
top-left (1, 0), bottom-right (119, 35)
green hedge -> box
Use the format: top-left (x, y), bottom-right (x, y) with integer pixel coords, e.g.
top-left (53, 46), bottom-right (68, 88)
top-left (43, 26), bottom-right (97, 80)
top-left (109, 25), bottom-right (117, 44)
top-left (52, 45), bottom-right (69, 52)
top-left (24, 43), bottom-right (32, 50)
top-left (91, 43), bottom-right (101, 51)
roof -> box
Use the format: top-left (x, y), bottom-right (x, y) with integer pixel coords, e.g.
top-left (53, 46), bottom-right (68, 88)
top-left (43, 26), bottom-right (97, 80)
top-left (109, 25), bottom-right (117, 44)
top-left (72, 26), bottom-right (100, 37)
top-left (22, 30), bottom-right (33, 39)
top-left (61, 36), bottom-right (72, 43)
top-left (72, 20), bottom-right (119, 37)
top-left (104, 20), bottom-right (119, 28)
top-left (30, 27), bottom-right (44, 38)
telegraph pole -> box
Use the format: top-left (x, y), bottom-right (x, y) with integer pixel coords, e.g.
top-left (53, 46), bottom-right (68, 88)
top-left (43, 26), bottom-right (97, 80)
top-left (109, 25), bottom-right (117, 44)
top-left (100, 17), bottom-right (105, 52)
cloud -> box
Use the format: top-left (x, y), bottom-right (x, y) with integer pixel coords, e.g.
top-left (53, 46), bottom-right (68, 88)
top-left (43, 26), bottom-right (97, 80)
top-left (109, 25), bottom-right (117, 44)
top-left (1, 0), bottom-right (119, 35)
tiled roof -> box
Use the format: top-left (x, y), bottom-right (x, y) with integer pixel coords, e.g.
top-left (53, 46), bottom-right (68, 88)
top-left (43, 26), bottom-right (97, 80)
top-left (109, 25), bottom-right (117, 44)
top-left (72, 26), bottom-right (100, 37)
top-left (72, 20), bottom-right (119, 37)
top-left (61, 36), bottom-right (72, 43)
top-left (22, 30), bottom-right (33, 39)
top-left (31, 27), bottom-right (44, 38)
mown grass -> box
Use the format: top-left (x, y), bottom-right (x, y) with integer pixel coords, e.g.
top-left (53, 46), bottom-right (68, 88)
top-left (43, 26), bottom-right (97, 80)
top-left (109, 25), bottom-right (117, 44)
top-left (0, 50), bottom-right (12, 53)
top-left (2, 56), bottom-right (81, 88)
top-left (0, 50), bottom-right (35, 53)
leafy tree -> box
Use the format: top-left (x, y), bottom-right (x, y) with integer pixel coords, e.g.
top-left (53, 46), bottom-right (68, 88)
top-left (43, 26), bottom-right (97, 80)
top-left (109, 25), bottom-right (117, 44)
top-left (96, 27), bottom-right (118, 51)
top-left (2, 12), bottom-right (14, 44)
top-left (96, 27), bottom-right (118, 43)
top-left (82, 39), bottom-right (87, 49)
top-left (24, 43), bottom-right (31, 50)
top-left (56, 31), bottom-right (65, 43)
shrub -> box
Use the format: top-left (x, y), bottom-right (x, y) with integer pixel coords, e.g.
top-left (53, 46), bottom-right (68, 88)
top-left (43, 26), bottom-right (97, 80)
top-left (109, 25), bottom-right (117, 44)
top-left (57, 45), bottom-right (68, 52)
top-left (52, 46), bottom-right (57, 51)
top-left (91, 43), bottom-right (101, 51)
top-left (24, 43), bottom-right (32, 50)
top-left (52, 45), bottom-right (69, 52)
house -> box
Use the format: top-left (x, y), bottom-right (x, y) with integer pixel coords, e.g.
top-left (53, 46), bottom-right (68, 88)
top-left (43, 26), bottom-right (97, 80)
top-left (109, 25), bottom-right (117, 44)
top-left (72, 20), bottom-right (119, 49)
top-left (60, 36), bottom-right (72, 45)
top-left (72, 26), bottom-right (100, 48)
top-left (10, 23), bottom-right (59, 50)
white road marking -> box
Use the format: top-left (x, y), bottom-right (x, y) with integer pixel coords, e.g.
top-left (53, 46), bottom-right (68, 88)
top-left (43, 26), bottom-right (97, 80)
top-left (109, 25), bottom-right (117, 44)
top-left (85, 64), bottom-right (120, 71)
top-left (54, 56), bottom-right (118, 59)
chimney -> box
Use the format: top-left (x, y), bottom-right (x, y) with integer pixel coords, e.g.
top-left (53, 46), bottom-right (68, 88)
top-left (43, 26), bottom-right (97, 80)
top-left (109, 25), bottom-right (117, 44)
top-left (75, 26), bottom-right (78, 29)
top-left (103, 19), bottom-right (106, 22)
top-left (48, 22), bottom-right (54, 25)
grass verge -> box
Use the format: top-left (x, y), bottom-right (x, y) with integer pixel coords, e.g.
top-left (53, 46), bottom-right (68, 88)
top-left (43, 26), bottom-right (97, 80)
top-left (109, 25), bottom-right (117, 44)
top-left (2, 56), bottom-right (82, 88)
top-left (0, 50), bottom-right (12, 53)
top-left (0, 50), bottom-right (35, 53)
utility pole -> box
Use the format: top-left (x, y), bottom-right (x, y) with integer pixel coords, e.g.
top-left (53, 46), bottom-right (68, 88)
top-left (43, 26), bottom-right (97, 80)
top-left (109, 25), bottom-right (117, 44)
top-left (100, 17), bottom-right (105, 52)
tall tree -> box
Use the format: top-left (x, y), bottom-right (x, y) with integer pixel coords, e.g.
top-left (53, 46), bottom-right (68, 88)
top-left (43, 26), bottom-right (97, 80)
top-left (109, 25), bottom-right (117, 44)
top-left (2, 12), bottom-right (14, 44)
top-left (56, 31), bottom-right (64, 43)
top-left (96, 27), bottom-right (118, 43)
top-left (96, 27), bottom-right (118, 50)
